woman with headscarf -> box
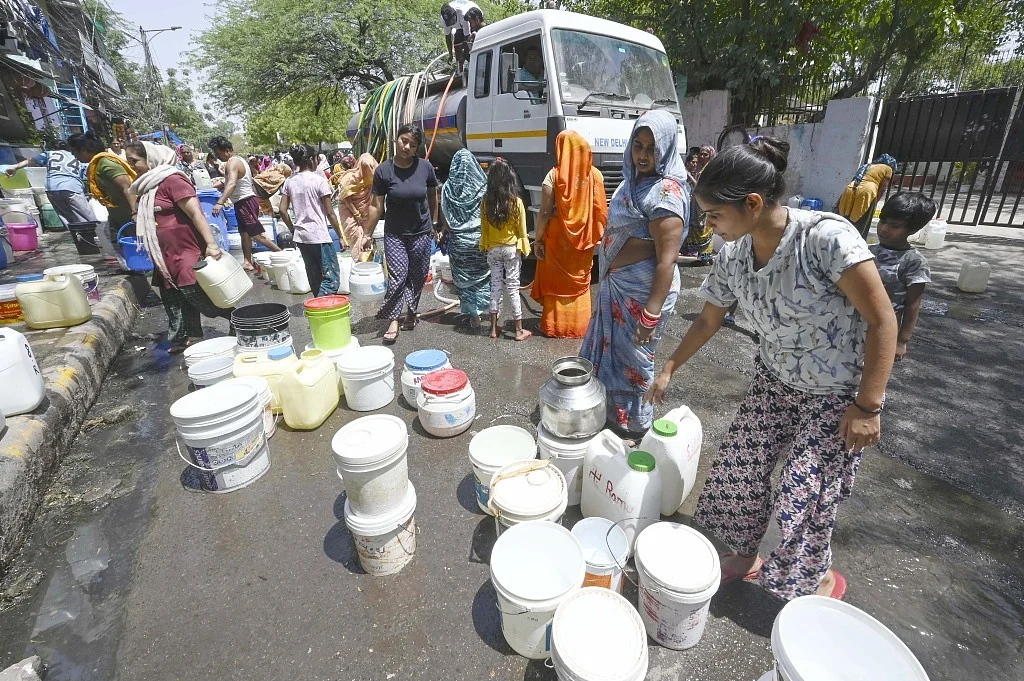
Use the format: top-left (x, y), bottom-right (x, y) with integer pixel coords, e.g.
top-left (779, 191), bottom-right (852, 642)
top-left (838, 154), bottom-right (897, 238)
top-left (440, 149), bottom-right (490, 327)
top-left (335, 153), bottom-right (379, 261)
top-left (123, 141), bottom-right (233, 352)
top-left (681, 145), bottom-right (716, 263)
top-left (531, 131), bottom-right (606, 338)
top-left (579, 110), bottom-right (690, 437)
top-left (316, 153), bottom-right (331, 179)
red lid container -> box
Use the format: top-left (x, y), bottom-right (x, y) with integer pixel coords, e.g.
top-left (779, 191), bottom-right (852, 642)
top-left (304, 295), bottom-right (350, 311)
top-left (421, 369), bottom-right (469, 396)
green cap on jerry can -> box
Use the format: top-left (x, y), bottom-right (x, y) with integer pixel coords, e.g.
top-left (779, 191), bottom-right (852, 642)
top-left (628, 450), bottom-right (656, 473)
top-left (652, 419), bottom-right (677, 437)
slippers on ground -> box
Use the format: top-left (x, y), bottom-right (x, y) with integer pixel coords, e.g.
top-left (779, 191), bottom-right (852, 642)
top-left (719, 552), bottom-right (763, 585)
top-left (382, 329), bottom-right (399, 345)
top-left (401, 315), bottom-right (418, 331)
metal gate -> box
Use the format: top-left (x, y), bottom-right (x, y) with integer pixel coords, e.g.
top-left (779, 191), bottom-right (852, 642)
top-left (873, 87), bottom-right (1023, 227)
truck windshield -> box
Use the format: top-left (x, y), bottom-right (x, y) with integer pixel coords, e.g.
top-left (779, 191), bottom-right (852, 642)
top-left (550, 29), bottom-right (678, 111)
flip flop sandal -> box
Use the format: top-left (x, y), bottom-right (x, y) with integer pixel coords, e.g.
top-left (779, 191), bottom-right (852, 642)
top-left (382, 329), bottom-right (399, 345)
top-left (719, 552), bottom-right (763, 585)
top-left (401, 314), bottom-right (418, 331)
top-left (824, 570), bottom-right (848, 600)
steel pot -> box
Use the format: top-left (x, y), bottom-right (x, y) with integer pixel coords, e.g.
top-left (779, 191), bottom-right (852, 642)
top-left (539, 356), bottom-right (606, 439)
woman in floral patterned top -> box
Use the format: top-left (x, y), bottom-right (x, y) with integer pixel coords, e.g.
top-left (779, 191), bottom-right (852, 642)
top-left (646, 137), bottom-right (898, 601)
top-left (579, 110), bottom-right (689, 437)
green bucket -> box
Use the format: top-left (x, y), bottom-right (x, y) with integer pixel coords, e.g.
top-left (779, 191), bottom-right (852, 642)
top-left (40, 205), bottom-right (65, 231)
top-left (303, 295), bottom-right (351, 350)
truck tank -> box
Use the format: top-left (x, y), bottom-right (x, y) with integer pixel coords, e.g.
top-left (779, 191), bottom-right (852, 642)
top-left (347, 79), bottom-right (467, 177)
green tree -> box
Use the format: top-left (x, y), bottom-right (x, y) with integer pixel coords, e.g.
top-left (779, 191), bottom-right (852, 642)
top-left (570, 0), bottom-right (1024, 108)
top-left (245, 92), bottom-right (352, 147)
top-left (191, 0), bottom-right (519, 115)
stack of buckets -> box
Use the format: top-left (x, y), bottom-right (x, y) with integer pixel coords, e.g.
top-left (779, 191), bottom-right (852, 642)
top-left (303, 294), bottom-right (360, 392)
top-left (170, 380), bottom-right (272, 493)
top-left (332, 414), bottom-right (417, 576)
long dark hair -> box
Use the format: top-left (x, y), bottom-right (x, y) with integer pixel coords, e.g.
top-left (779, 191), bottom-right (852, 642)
top-left (483, 157), bottom-right (520, 226)
top-left (694, 136), bottom-right (790, 206)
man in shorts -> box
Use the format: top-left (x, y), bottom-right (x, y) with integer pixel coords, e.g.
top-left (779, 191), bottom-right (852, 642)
top-left (208, 136), bottom-right (281, 269)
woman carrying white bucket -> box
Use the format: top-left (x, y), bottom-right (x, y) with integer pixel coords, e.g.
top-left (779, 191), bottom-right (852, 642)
top-left (646, 137), bottom-right (898, 601)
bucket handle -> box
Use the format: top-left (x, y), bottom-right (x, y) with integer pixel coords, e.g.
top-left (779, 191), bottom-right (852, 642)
top-left (604, 516), bottom-right (681, 597)
top-left (494, 599), bottom-right (531, 617)
top-left (117, 221), bottom-right (136, 242)
top-left (174, 435), bottom-right (264, 472)
top-left (485, 459), bottom-right (553, 519)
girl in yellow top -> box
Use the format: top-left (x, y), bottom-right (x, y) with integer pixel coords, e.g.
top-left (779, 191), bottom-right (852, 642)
top-left (479, 158), bottom-right (531, 341)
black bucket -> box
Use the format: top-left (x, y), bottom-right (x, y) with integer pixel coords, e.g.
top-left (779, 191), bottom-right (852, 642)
top-left (67, 221), bottom-right (101, 256)
top-left (231, 303), bottom-right (291, 350)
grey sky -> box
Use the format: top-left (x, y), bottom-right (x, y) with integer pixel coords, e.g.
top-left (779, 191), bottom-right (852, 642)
top-left (105, 0), bottom-right (223, 119)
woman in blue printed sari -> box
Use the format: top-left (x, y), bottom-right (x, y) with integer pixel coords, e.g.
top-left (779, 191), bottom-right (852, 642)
top-left (440, 149), bottom-right (491, 328)
top-left (580, 110), bottom-right (689, 436)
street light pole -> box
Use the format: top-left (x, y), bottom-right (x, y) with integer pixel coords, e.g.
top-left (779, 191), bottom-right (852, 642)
top-left (137, 25), bottom-right (182, 142)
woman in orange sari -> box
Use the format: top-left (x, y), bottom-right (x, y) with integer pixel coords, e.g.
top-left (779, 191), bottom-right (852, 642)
top-left (335, 153), bottom-right (379, 260)
top-left (531, 131), bottom-right (607, 337)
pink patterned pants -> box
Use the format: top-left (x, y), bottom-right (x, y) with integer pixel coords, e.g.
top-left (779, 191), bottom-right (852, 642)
top-left (694, 359), bottom-right (863, 600)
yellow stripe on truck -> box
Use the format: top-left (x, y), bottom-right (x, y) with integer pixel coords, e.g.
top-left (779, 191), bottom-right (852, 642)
top-left (465, 130), bottom-right (548, 140)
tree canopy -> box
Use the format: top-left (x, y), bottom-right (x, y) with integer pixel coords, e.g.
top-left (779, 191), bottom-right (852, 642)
top-left (570, 0), bottom-right (1024, 101)
top-left (245, 91), bottom-right (353, 147)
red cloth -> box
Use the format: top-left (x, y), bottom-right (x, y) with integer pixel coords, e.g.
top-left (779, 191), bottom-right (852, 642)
top-left (152, 174), bottom-right (203, 289)
top-left (234, 195), bottom-right (264, 235)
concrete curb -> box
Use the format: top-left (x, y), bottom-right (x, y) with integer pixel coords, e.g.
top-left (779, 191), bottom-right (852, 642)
top-left (0, 278), bottom-right (139, 575)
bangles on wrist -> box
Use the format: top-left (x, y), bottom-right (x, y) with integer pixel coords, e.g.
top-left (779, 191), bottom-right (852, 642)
top-left (638, 308), bottom-right (661, 329)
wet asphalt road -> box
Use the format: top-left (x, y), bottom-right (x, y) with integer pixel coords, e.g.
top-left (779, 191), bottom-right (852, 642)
top-left (0, 233), bottom-right (1022, 680)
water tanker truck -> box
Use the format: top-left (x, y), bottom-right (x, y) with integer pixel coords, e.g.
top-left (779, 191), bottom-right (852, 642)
top-left (347, 9), bottom-right (686, 226)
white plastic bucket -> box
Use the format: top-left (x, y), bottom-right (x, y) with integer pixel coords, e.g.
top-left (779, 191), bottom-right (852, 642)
top-left (571, 517), bottom-right (629, 593)
top-left (400, 348), bottom-right (451, 405)
top-left (468, 425), bottom-right (537, 515)
top-left (43, 264), bottom-right (99, 302)
top-left (170, 382), bottom-right (271, 493)
top-left (634, 522), bottom-right (721, 650)
top-left (538, 424), bottom-right (595, 506)
top-left (224, 376), bottom-right (275, 438)
top-left (551, 587), bottom-right (649, 681)
top-left (332, 414), bottom-right (409, 516)
top-left (183, 336), bottom-right (238, 369)
top-left (489, 459), bottom-right (568, 536)
top-left (344, 482), bottom-right (417, 576)
top-left (490, 521), bottom-right (585, 659)
top-left (188, 355), bottom-right (235, 388)
top-left (769, 596), bottom-right (930, 681)
top-left (336, 345), bottom-right (395, 411)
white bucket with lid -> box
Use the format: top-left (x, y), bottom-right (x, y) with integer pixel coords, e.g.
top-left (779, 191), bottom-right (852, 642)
top-left (349, 261), bottom-right (386, 303)
top-left (224, 376), bottom-right (275, 438)
top-left (538, 424), bottom-right (595, 506)
top-left (170, 382), bottom-right (270, 493)
top-left (551, 587), bottom-right (649, 681)
top-left (634, 522), bottom-right (721, 650)
top-left (188, 355), bottom-right (235, 388)
top-left (401, 348), bottom-right (452, 405)
top-left (344, 482), bottom-right (417, 576)
top-left (183, 335), bottom-right (238, 369)
top-left (490, 521), bottom-right (585, 659)
top-left (336, 345), bottom-right (395, 411)
top-left (416, 369), bottom-right (476, 438)
top-left (768, 595), bottom-right (930, 681)
top-left (43, 264), bottom-right (99, 302)
top-left (468, 425), bottom-right (537, 515)
top-left (332, 414), bottom-right (409, 516)
top-left (488, 459), bottom-right (568, 536)
top-left (571, 517), bottom-right (629, 593)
